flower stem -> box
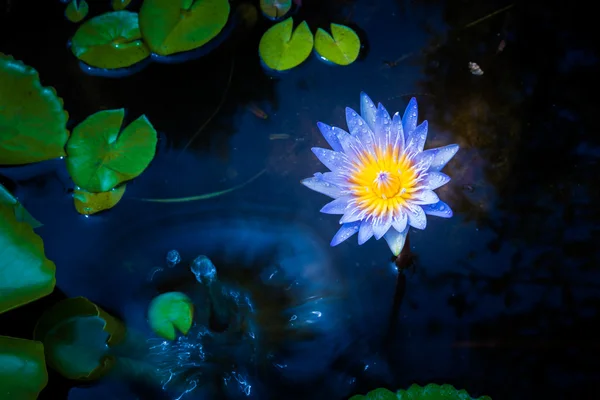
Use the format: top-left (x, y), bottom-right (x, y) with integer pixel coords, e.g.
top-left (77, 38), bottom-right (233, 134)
top-left (385, 233), bottom-right (411, 347)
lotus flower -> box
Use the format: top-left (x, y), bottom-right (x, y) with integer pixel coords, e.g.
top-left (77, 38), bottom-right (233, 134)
top-left (301, 92), bottom-right (459, 256)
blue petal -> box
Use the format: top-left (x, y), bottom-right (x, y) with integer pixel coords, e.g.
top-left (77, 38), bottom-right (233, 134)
top-left (405, 203), bottom-right (427, 229)
top-left (422, 171), bottom-right (451, 190)
top-left (301, 173), bottom-right (344, 198)
top-left (405, 120), bottom-right (428, 154)
top-left (409, 189), bottom-right (439, 205)
top-left (320, 196), bottom-right (352, 214)
top-left (402, 97), bottom-right (419, 136)
top-left (317, 122), bottom-right (344, 152)
top-left (421, 200), bottom-right (453, 218)
top-left (322, 171), bottom-right (350, 187)
top-left (423, 144), bottom-right (460, 172)
top-left (331, 221), bottom-right (361, 246)
top-left (372, 212), bottom-right (393, 240)
top-left (311, 147), bottom-right (352, 172)
top-left (391, 112), bottom-right (405, 154)
top-left (412, 148), bottom-right (435, 171)
top-left (345, 107), bottom-right (375, 149)
top-left (333, 125), bottom-right (364, 162)
top-left (359, 92), bottom-right (377, 132)
top-left (391, 210), bottom-right (407, 232)
top-left (375, 103), bottom-right (392, 149)
top-left (384, 225), bottom-right (409, 256)
top-left (358, 219), bottom-right (374, 244)
top-left (339, 205), bottom-right (365, 224)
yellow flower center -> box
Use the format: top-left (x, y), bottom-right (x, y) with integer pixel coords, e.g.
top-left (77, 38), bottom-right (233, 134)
top-left (349, 145), bottom-right (419, 217)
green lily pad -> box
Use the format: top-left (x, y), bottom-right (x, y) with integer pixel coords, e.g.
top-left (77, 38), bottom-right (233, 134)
top-left (0, 336), bottom-right (48, 400)
top-left (70, 11), bottom-right (150, 70)
top-left (65, 0), bottom-right (89, 23)
top-left (259, 17), bottom-right (314, 71)
top-left (65, 109), bottom-right (158, 193)
top-left (139, 0), bottom-right (230, 56)
top-left (112, 0), bottom-right (132, 10)
top-left (349, 384), bottom-right (492, 400)
top-left (34, 297), bottom-right (125, 381)
top-left (0, 53), bottom-right (69, 165)
top-left (349, 388), bottom-right (397, 400)
top-left (314, 23), bottom-right (361, 66)
top-left (259, 0), bottom-right (291, 20)
top-left (73, 184), bottom-right (127, 215)
top-left (148, 292), bottom-right (194, 341)
top-left (0, 183), bottom-right (42, 228)
top-left (0, 203), bottom-right (55, 315)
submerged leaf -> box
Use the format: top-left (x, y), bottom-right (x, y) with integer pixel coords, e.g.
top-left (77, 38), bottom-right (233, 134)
top-left (259, 0), bottom-right (291, 20)
top-left (111, 0), bottom-right (131, 10)
top-left (0, 204), bottom-right (56, 314)
top-left (70, 11), bottom-right (150, 69)
top-left (65, 109), bottom-right (158, 193)
top-left (314, 23), bottom-right (361, 66)
top-left (65, 0), bottom-right (89, 23)
top-left (258, 17), bottom-right (314, 71)
top-left (0, 53), bottom-right (69, 165)
top-left (0, 183), bottom-right (42, 228)
top-left (73, 184), bottom-right (127, 215)
top-left (139, 0), bottom-right (230, 56)
top-left (148, 292), bottom-right (194, 341)
top-left (34, 297), bottom-right (125, 381)
top-left (0, 336), bottom-right (48, 400)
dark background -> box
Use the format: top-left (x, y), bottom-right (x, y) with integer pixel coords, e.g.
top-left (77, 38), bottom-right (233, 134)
top-left (1, 0), bottom-right (599, 399)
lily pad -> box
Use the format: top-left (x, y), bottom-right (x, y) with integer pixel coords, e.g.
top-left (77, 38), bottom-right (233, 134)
top-left (0, 183), bottom-right (42, 228)
top-left (314, 23), bottom-right (361, 66)
top-left (34, 297), bottom-right (125, 381)
top-left (0, 336), bottom-right (48, 400)
top-left (112, 0), bottom-right (131, 10)
top-left (148, 292), bottom-right (194, 341)
top-left (65, 0), bottom-right (89, 23)
top-left (73, 184), bottom-right (127, 215)
top-left (139, 0), bottom-right (230, 56)
top-left (65, 109), bottom-right (158, 193)
top-left (259, 0), bottom-right (291, 20)
top-left (0, 53), bottom-right (69, 165)
top-left (349, 384), bottom-right (492, 400)
top-left (70, 11), bottom-right (151, 70)
top-left (258, 17), bottom-right (314, 71)
top-left (0, 203), bottom-right (56, 314)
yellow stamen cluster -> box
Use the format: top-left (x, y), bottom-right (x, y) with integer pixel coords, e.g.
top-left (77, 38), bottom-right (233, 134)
top-left (349, 144), bottom-right (418, 218)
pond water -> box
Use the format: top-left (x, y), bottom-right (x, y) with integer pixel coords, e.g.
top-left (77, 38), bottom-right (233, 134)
top-left (1, 0), bottom-right (598, 399)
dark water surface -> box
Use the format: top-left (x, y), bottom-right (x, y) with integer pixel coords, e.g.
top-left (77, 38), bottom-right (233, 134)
top-left (1, 0), bottom-right (599, 399)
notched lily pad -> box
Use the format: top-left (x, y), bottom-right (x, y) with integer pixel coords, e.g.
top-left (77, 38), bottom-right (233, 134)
top-left (148, 292), bottom-right (194, 341)
top-left (139, 0), bottom-right (230, 56)
top-left (65, 109), bottom-right (158, 193)
top-left (34, 297), bottom-right (126, 381)
top-left (65, 0), bottom-right (89, 23)
top-left (0, 204), bottom-right (56, 314)
top-left (259, 17), bottom-right (314, 71)
top-left (314, 23), bottom-right (361, 66)
top-left (71, 11), bottom-right (151, 69)
top-left (73, 184), bottom-right (127, 215)
top-left (0, 53), bottom-right (69, 165)
top-left (0, 336), bottom-right (48, 400)
top-left (259, 0), bottom-right (291, 20)
top-left (0, 182), bottom-right (42, 228)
